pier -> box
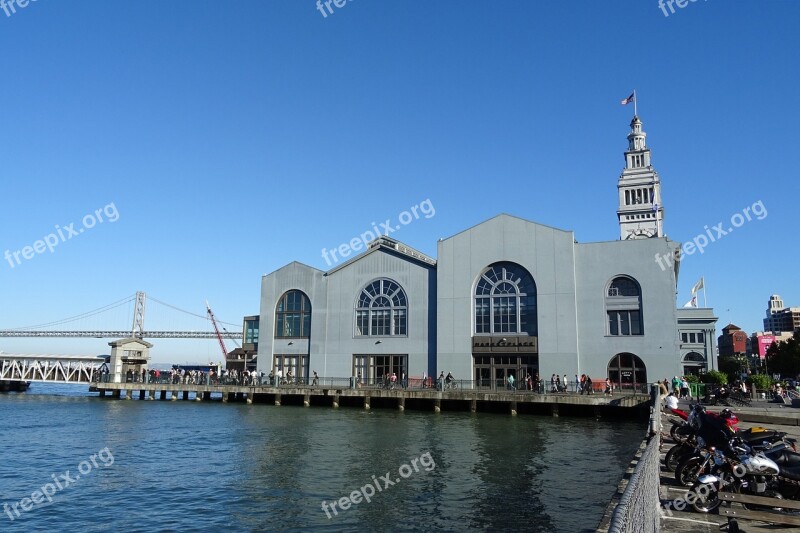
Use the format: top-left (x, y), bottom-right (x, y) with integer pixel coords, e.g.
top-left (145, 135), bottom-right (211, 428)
top-left (88, 380), bottom-right (651, 416)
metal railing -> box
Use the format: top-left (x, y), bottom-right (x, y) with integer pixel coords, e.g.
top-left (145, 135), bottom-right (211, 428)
top-left (91, 374), bottom-right (651, 396)
top-left (607, 390), bottom-right (662, 533)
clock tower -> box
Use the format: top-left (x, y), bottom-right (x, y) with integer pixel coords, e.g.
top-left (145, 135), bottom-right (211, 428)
top-left (617, 116), bottom-right (664, 240)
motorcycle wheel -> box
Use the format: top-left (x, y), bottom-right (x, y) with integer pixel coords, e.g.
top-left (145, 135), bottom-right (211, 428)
top-left (689, 481), bottom-right (722, 513)
top-left (675, 456), bottom-right (706, 487)
top-left (664, 444), bottom-right (691, 472)
top-left (671, 424), bottom-right (691, 443)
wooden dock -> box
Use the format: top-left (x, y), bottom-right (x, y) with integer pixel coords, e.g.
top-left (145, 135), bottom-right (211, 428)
top-left (90, 382), bottom-right (650, 416)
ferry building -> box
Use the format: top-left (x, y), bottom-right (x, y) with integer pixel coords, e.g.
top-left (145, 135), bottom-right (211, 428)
top-left (256, 117), bottom-right (718, 389)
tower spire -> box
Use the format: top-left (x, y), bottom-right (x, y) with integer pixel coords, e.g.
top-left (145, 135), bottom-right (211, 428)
top-left (616, 115), bottom-right (664, 240)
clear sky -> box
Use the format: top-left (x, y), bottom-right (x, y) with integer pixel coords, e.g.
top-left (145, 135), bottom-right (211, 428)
top-left (1, 0), bottom-right (797, 363)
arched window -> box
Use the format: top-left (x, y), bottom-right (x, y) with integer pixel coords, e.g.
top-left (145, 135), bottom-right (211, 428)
top-left (355, 279), bottom-right (407, 336)
top-left (683, 352), bottom-right (705, 363)
top-left (606, 276), bottom-right (643, 336)
top-left (275, 290), bottom-right (311, 338)
top-left (608, 353), bottom-right (647, 387)
top-left (474, 262), bottom-right (537, 335)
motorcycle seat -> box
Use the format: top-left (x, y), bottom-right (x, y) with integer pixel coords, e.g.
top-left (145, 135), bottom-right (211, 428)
top-left (780, 465), bottom-right (800, 482)
top-left (766, 449), bottom-right (800, 468)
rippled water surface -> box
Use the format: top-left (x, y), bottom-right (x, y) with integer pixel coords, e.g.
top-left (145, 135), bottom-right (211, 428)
top-left (0, 384), bottom-right (643, 532)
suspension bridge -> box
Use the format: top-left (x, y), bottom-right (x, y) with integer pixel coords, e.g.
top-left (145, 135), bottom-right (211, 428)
top-left (0, 291), bottom-right (244, 340)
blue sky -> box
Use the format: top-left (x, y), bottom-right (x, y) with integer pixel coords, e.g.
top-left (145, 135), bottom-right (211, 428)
top-left (1, 0), bottom-right (797, 363)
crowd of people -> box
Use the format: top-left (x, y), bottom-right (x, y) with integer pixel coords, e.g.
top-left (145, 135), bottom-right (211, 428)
top-left (547, 374), bottom-right (613, 395)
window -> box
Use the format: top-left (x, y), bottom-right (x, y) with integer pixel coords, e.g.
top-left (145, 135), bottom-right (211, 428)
top-left (697, 332), bottom-right (705, 343)
top-left (355, 279), bottom-right (408, 336)
top-left (353, 354), bottom-right (407, 384)
top-left (689, 333), bottom-right (697, 343)
top-left (681, 333), bottom-right (688, 343)
top-left (275, 290), bottom-right (312, 338)
top-left (474, 262), bottom-right (537, 335)
top-left (244, 318), bottom-right (259, 345)
top-left (606, 276), bottom-right (643, 336)
top-left (273, 354), bottom-right (308, 381)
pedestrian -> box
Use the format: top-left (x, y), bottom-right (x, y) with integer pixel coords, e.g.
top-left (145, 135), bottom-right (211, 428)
top-left (586, 375), bottom-right (593, 394)
top-left (575, 374), bottom-right (580, 393)
top-left (604, 378), bottom-right (612, 395)
top-left (680, 377), bottom-right (690, 400)
top-left (562, 374), bottom-right (568, 393)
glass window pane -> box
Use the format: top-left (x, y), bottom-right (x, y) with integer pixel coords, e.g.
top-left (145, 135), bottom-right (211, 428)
top-left (608, 312), bottom-right (619, 335)
top-left (630, 311), bottom-right (641, 335)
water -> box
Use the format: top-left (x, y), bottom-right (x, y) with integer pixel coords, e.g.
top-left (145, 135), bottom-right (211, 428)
top-left (0, 384), bottom-right (643, 532)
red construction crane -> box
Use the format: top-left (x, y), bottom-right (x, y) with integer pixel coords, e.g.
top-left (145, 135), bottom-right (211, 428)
top-left (206, 301), bottom-right (228, 360)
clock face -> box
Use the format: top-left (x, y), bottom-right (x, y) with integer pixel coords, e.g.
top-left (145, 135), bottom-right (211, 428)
top-left (627, 228), bottom-right (652, 239)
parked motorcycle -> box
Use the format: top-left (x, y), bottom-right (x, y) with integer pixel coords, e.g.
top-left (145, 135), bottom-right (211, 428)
top-left (690, 438), bottom-right (800, 513)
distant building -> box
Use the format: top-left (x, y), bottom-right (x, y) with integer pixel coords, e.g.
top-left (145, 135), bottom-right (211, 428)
top-left (677, 308), bottom-right (718, 376)
top-left (750, 330), bottom-right (793, 359)
top-left (763, 294), bottom-right (800, 333)
top-left (226, 315), bottom-right (259, 371)
top-left (718, 324), bottom-right (748, 357)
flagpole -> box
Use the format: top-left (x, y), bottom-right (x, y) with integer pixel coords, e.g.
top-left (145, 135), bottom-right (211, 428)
top-left (703, 277), bottom-right (707, 308)
top-left (633, 89), bottom-right (637, 116)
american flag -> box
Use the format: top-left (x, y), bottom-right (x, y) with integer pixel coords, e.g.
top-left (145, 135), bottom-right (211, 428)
top-left (620, 92), bottom-right (635, 105)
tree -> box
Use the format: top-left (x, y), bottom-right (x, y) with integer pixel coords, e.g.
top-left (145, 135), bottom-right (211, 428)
top-left (718, 354), bottom-right (748, 380)
top-left (747, 373), bottom-right (772, 391)
top-left (766, 330), bottom-right (800, 378)
top-left (704, 370), bottom-right (728, 385)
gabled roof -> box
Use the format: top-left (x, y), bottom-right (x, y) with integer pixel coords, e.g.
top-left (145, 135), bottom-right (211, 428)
top-left (263, 260), bottom-right (324, 278)
top-left (326, 236), bottom-right (436, 275)
top-left (440, 213), bottom-right (574, 242)
top-left (108, 337), bottom-right (154, 348)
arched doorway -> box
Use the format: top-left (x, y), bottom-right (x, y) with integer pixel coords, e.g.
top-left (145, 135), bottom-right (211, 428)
top-left (682, 352), bottom-right (705, 377)
top-left (607, 353), bottom-right (647, 391)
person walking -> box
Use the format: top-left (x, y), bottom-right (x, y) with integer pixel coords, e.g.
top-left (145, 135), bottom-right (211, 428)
top-left (562, 374), bottom-right (568, 393)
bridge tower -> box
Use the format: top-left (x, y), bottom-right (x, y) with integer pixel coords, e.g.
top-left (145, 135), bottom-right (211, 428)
top-left (132, 291), bottom-right (146, 338)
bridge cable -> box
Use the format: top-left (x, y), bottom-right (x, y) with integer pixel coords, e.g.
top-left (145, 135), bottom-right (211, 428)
top-left (5, 294), bottom-right (137, 330)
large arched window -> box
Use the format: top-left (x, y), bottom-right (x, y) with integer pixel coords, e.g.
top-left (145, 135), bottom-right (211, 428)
top-left (605, 276), bottom-right (643, 336)
top-left (474, 262), bottom-right (537, 335)
top-left (275, 290), bottom-right (311, 338)
top-left (355, 279), bottom-right (407, 336)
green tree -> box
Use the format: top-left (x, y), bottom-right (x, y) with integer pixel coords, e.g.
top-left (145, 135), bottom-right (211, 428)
top-left (747, 374), bottom-right (772, 391)
top-left (704, 370), bottom-right (728, 385)
top-left (766, 330), bottom-right (800, 378)
top-left (719, 355), bottom-right (748, 380)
